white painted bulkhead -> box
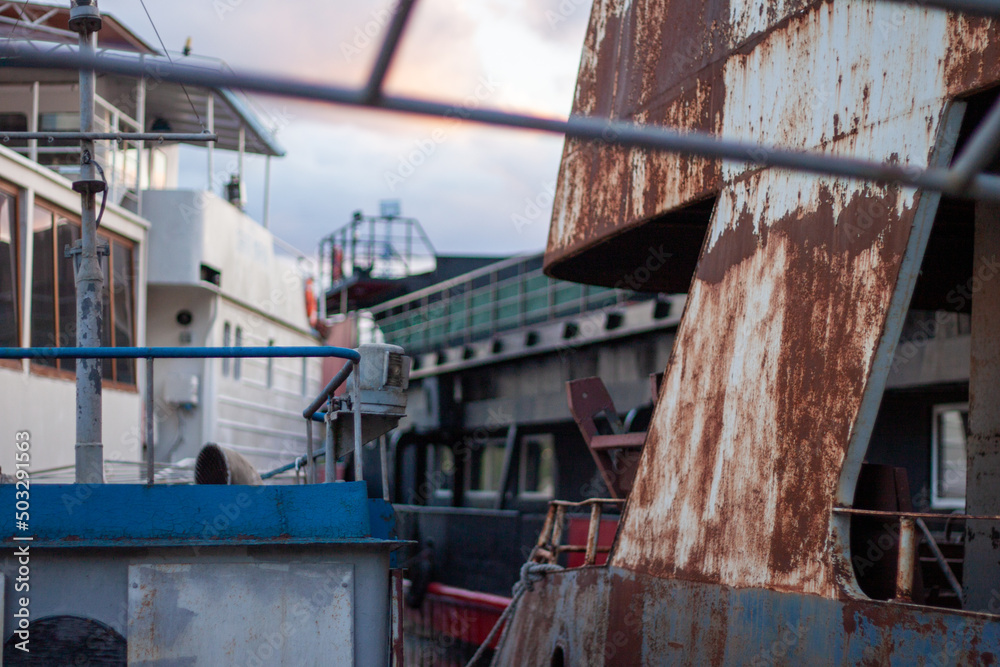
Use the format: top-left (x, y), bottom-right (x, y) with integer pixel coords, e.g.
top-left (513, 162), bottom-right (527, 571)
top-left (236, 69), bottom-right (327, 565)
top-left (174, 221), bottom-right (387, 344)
top-left (142, 190), bottom-right (322, 472)
top-left (0, 143), bottom-right (147, 477)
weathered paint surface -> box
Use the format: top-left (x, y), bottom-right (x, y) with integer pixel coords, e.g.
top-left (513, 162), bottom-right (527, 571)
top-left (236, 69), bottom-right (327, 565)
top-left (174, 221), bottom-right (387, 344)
top-left (508, 0), bottom-right (1000, 662)
top-left (0, 483), bottom-right (391, 547)
top-left (497, 567), bottom-right (1000, 665)
top-left (128, 562), bottom-right (354, 665)
top-left (546, 0), bottom-right (1000, 289)
top-left (613, 0), bottom-right (961, 597)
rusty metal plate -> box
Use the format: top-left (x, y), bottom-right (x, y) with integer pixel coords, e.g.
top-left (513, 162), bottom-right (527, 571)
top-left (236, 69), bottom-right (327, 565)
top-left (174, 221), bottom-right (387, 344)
top-left (545, 0), bottom-right (1000, 291)
top-left (495, 567), bottom-right (1000, 665)
top-left (581, 0), bottom-right (989, 598)
top-left (128, 562), bottom-right (354, 665)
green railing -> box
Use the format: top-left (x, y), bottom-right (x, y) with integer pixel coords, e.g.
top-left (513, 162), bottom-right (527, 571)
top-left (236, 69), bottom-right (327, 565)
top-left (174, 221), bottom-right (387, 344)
top-left (369, 253), bottom-right (646, 355)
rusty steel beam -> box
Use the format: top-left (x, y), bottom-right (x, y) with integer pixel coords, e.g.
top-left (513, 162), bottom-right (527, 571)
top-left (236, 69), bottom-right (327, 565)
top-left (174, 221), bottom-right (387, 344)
top-left (965, 199), bottom-right (1000, 611)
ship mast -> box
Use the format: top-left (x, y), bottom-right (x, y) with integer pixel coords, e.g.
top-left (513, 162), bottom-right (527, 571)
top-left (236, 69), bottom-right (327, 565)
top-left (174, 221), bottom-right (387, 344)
top-left (69, 0), bottom-right (106, 484)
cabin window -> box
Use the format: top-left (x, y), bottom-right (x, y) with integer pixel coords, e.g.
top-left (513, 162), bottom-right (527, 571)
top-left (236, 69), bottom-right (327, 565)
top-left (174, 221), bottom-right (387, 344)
top-left (0, 186), bottom-right (19, 348)
top-left (931, 403), bottom-right (968, 509)
top-left (0, 113), bottom-right (27, 132)
top-left (466, 439), bottom-right (506, 496)
top-left (519, 434), bottom-right (555, 499)
top-left (101, 235), bottom-right (136, 384)
top-left (29, 200), bottom-right (137, 384)
top-left (233, 326), bottom-right (243, 379)
top-left (428, 445), bottom-right (455, 499)
top-left (221, 322), bottom-right (231, 376)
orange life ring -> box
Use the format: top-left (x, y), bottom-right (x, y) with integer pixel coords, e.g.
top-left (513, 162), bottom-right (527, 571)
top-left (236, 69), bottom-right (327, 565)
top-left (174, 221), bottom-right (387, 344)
top-left (305, 277), bottom-right (318, 327)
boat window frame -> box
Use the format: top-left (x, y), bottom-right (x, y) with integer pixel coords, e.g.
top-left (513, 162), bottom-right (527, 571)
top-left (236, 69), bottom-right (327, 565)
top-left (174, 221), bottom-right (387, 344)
top-left (930, 401), bottom-right (969, 510)
top-left (27, 197), bottom-right (138, 389)
top-left (0, 179), bottom-right (20, 367)
top-left (464, 437), bottom-right (507, 500)
top-left (518, 433), bottom-right (556, 500)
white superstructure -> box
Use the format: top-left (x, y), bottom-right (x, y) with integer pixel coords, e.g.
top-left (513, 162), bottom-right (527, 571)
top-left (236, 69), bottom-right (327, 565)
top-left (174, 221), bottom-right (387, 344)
top-left (0, 2), bottom-right (321, 480)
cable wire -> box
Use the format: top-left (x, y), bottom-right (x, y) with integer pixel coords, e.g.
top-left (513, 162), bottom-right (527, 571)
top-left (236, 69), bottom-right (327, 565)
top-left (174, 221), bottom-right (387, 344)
top-left (0, 1), bottom-right (31, 64)
top-left (137, 0), bottom-right (204, 128)
top-left (81, 150), bottom-right (108, 228)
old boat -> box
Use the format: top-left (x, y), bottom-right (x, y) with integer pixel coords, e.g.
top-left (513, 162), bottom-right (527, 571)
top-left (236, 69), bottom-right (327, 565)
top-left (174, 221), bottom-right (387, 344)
top-left (490, 0), bottom-right (1000, 664)
top-left (0, 2), bottom-right (411, 664)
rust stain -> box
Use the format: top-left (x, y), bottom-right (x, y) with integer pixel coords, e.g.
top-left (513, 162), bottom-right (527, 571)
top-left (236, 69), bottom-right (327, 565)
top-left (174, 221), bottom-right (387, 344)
top-left (505, 0), bottom-right (1000, 662)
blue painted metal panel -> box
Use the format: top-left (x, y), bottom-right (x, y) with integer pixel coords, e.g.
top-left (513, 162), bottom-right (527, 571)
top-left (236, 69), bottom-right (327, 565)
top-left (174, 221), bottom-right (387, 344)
top-left (368, 498), bottom-right (400, 566)
top-left (0, 483), bottom-right (402, 547)
top-left (368, 499), bottom-right (396, 541)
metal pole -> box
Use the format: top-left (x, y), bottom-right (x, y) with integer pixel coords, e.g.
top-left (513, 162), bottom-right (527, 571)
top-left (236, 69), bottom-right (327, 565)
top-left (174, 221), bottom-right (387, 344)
top-left (262, 154), bottom-right (271, 229)
top-left (145, 357), bottom-right (154, 484)
top-left (28, 81), bottom-right (38, 162)
top-left (324, 407), bottom-right (335, 483)
top-left (206, 93), bottom-right (214, 191)
top-left (135, 66), bottom-right (145, 216)
top-left (916, 518), bottom-right (963, 603)
top-left (237, 124), bottom-right (245, 207)
top-left (379, 434), bottom-right (389, 501)
top-left (894, 517), bottom-right (916, 603)
top-left (585, 503), bottom-right (602, 566)
top-left (305, 418), bottom-right (315, 484)
top-left (73, 7), bottom-right (104, 485)
top-left (352, 363), bottom-right (364, 483)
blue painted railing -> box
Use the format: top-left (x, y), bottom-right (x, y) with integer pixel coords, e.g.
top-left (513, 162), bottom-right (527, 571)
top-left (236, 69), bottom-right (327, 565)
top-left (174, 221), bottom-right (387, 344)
top-left (0, 345), bottom-right (360, 362)
top-left (0, 345), bottom-right (360, 484)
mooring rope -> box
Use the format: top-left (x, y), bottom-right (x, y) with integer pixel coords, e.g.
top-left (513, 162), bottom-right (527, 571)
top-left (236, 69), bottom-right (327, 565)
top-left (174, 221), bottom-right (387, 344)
top-left (464, 558), bottom-right (564, 667)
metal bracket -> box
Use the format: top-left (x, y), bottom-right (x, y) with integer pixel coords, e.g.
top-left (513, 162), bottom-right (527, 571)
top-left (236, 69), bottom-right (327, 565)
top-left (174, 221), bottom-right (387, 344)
top-left (64, 241), bottom-right (110, 259)
top-left (63, 241), bottom-right (111, 270)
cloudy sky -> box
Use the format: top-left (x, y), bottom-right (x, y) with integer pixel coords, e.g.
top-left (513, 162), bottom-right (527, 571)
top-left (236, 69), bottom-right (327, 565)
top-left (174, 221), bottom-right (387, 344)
top-left (98, 0), bottom-right (593, 258)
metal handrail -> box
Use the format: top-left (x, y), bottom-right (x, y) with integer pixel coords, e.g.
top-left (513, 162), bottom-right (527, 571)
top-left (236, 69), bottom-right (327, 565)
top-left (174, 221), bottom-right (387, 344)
top-left (6, 40), bottom-right (1000, 200)
top-left (300, 359), bottom-right (359, 485)
top-left (369, 254), bottom-right (635, 355)
top-left (0, 345), bottom-right (360, 361)
top-left (0, 345), bottom-right (361, 485)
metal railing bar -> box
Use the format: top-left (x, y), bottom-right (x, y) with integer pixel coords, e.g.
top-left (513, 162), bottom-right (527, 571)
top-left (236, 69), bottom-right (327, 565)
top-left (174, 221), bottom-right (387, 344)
top-left (352, 362), bottom-right (364, 482)
top-left (0, 345), bottom-right (361, 361)
top-left (146, 357), bottom-right (154, 484)
top-left (949, 93), bottom-right (1000, 191)
top-left (915, 517), bottom-right (964, 603)
top-left (368, 254), bottom-right (534, 315)
top-left (361, 0), bottom-right (420, 104)
top-left (260, 446), bottom-right (326, 480)
top-left (303, 360), bottom-right (354, 419)
top-left (832, 506), bottom-right (1000, 520)
top-left (3, 45), bottom-right (1000, 200)
top-left (0, 131), bottom-right (217, 142)
top-left (549, 498), bottom-right (625, 507)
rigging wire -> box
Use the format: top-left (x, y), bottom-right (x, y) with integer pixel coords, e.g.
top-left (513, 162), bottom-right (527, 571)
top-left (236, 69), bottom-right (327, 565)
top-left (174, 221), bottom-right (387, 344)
top-left (137, 0), bottom-right (204, 128)
top-left (81, 150), bottom-right (108, 228)
top-left (0, 1), bottom-right (31, 63)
